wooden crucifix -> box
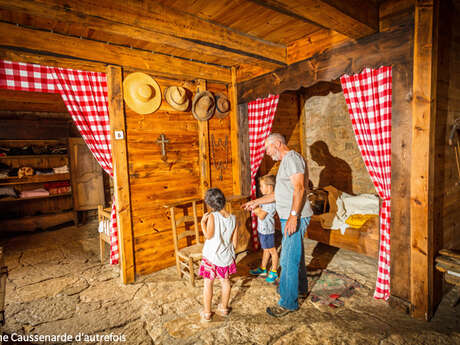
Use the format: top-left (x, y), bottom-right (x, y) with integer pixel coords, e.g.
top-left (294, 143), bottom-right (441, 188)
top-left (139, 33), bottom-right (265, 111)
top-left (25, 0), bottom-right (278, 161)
top-left (156, 134), bottom-right (169, 162)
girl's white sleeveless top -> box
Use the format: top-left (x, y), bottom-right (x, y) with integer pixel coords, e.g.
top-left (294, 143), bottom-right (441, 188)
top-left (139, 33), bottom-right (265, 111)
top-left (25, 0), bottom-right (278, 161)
top-left (202, 211), bottom-right (236, 267)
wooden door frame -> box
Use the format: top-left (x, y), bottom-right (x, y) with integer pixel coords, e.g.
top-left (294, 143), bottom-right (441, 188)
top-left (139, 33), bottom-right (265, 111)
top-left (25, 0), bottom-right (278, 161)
top-left (106, 65), bottom-right (135, 284)
top-left (410, 0), bottom-right (438, 320)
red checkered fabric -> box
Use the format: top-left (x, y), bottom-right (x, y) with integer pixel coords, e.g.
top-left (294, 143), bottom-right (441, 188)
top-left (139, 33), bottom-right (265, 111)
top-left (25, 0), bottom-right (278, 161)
top-left (0, 60), bottom-right (119, 265)
top-left (248, 95), bottom-right (279, 249)
top-left (340, 66), bottom-right (392, 300)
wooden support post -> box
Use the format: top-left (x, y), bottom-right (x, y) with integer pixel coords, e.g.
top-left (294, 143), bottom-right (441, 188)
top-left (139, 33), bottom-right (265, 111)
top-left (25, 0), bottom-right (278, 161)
top-left (106, 65), bottom-right (135, 284)
top-left (197, 79), bottom-right (211, 198)
top-left (410, 0), bottom-right (438, 320)
top-left (230, 67), bottom-right (242, 195)
top-left (299, 92), bottom-right (307, 159)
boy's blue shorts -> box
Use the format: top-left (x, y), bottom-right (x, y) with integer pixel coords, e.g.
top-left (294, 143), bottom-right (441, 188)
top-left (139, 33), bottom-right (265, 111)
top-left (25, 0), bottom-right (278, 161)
top-left (258, 232), bottom-right (275, 249)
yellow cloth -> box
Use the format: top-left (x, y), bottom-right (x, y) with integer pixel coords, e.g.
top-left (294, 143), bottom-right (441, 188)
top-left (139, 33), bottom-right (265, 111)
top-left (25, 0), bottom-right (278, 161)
top-left (345, 214), bottom-right (375, 228)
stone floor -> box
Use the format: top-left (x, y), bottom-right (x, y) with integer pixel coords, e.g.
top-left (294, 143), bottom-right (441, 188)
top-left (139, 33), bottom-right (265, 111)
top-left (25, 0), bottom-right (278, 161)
top-left (1, 220), bottom-right (459, 345)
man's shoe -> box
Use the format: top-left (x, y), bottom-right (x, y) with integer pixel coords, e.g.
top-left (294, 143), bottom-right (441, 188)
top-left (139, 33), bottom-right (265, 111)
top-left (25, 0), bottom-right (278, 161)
top-left (266, 304), bottom-right (294, 318)
top-left (265, 271), bottom-right (278, 283)
top-left (249, 267), bottom-right (267, 277)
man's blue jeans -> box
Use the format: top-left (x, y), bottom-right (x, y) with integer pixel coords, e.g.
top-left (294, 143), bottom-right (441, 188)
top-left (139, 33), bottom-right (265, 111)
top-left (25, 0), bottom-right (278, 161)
top-left (278, 217), bottom-right (311, 310)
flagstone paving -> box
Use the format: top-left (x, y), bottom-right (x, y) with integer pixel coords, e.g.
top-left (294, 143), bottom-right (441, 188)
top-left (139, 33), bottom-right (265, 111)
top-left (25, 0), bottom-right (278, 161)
top-left (1, 221), bottom-right (459, 344)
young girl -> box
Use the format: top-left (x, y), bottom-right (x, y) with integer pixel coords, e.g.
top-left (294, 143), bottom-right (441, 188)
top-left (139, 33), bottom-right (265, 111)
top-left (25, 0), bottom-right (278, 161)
top-left (249, 174), bottom-right (279, 283)
top-left (199, 188), bottom-right (238, 322)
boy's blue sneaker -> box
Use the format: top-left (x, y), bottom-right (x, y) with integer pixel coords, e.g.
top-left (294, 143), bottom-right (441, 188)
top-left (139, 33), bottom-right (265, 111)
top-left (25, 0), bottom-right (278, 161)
top-left (249, 267), bottom-right (267, 277)
top-left (266, 271), bottom-right (278, 283)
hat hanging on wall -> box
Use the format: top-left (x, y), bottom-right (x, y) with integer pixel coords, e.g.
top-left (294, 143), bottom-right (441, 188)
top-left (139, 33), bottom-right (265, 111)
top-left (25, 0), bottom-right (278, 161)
top-left (123, 72), bottom-right (162, 114)
top-left (192, 90), bottom-right (216, 121)
top-left (165, 86), bottom-right (190, 111)
top-left (214, 93), bottom-right (231, 118)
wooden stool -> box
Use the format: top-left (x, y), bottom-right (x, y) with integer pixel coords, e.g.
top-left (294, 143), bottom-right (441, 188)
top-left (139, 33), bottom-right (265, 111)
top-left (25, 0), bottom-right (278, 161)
top-left (435, 248), bottom-right (460, 307)
top-left (164, 198), bottom-right (203, 286)
top-left (97, 205), bottom-right (112, 264)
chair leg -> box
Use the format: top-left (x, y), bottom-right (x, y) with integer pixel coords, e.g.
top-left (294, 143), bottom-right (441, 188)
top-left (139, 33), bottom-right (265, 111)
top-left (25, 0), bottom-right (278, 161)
top-left (189, 257), bottom-right (195, 287)
top-left (176, 255), bottom-right (182, 278)
top-left (99, 235), bottom-right (105, 264)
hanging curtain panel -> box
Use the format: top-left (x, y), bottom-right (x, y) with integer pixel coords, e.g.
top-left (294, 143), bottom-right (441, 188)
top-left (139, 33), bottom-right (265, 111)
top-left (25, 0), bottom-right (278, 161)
top-left (248, 94), bottom-right (279, 249)
top-left (340, 66), bottom-right (392, 300)
top-left (0, 60), bottom-right (120, 265)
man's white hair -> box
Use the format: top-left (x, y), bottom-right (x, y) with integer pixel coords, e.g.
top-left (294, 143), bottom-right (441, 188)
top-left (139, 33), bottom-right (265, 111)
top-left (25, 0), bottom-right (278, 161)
top-left (265, 133), bottom-right (286, 145)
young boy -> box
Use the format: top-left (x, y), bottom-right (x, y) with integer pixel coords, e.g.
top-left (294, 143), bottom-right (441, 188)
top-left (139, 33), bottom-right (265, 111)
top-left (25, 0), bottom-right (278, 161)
top-left (249, 174), bottom-right (279, 283)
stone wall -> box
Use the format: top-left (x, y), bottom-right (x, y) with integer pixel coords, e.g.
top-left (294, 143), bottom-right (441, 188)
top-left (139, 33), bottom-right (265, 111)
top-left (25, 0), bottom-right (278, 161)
top-left (303, 91), bottom-right (375, 195)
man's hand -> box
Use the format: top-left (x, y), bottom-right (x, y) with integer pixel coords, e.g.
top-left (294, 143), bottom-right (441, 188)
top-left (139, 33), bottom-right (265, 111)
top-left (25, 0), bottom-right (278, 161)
top-left (284, 215), bottom-right (298, 236)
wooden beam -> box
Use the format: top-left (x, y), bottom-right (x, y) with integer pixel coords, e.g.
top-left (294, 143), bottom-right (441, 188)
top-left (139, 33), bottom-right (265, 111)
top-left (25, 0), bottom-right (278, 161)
top-left (0, 48), bottom-right (106, 72)
top-left (410, 0), bottom-right (438, 321)
top-left (197, 79), bottom-right (211, 198)
top-left (0, 0), bottom-right (285, 71)
top-left (256, 0), bottom-right (378, 39)
top-left (287, 30), bottom-right (351, 65)
top-left (229, 67), bottom-right (242, 195)
top-left (106, 65), bottom-right (135, 284)
top-left (0, 22), bottom-right (231, 83)
top-left (22, 0), bottom-right (286, 65)
top-left (237, 21), bottom-right (412, 103)
top-left (238, 102), bottom-right (251, 197)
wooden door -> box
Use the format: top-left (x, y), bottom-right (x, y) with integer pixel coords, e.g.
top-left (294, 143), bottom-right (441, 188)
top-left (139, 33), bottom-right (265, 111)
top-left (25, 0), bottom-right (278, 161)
top-left (69, 137), bottom-right (105, 210)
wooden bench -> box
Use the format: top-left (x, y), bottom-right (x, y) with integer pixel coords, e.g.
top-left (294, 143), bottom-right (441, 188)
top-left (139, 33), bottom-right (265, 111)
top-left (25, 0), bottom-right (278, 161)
top-left (435, 248), bottom-right (460, 307)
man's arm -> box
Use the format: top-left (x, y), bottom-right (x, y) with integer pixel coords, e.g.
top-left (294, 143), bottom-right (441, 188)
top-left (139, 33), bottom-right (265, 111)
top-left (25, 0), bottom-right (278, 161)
top-left (284, 173), bottom-right (305, 236)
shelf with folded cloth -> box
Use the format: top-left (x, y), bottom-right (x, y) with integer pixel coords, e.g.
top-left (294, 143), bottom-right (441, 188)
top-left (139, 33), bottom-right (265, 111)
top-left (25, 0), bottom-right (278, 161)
top-left (0, 173), bottom-right (70, 186)
top-left (0, 192), bottom-right (72, 203)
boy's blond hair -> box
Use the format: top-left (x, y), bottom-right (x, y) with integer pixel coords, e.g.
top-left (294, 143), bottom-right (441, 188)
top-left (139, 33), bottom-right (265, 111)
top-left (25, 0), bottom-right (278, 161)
top-left (259, 174), bottom-right (276, 187)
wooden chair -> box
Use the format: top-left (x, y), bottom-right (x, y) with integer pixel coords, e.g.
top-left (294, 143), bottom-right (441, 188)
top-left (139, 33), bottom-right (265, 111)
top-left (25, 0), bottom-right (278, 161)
top-left (164, 198), bottom-right (203, 286)
top-left (98, 205), bottom-right (112, 264)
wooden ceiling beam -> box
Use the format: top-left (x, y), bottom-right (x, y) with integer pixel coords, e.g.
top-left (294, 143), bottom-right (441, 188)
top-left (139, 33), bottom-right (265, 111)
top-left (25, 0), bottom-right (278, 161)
top-left (256, 0), bottom-right (379, 39)
top-left (7, 0), bottom-right (286, 65)
top-left (0, 0), bottom-right (285, 71)
top-left (287, 30), bottom-right (351, 65)
top-left (0, 22), bottom-right (231, 83)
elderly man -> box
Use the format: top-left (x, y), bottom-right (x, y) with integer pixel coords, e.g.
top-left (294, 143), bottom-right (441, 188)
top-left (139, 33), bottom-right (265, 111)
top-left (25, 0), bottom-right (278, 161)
top-left (243, 133), bottom-right (313, 317)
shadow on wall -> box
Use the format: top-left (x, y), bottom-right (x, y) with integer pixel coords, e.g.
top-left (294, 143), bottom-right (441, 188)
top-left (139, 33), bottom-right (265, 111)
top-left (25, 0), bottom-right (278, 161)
top-left (310, 140), bottom-right (354, 195)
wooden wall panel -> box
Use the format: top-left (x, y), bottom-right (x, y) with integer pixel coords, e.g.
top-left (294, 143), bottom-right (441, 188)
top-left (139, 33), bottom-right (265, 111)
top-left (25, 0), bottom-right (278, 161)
top-left (124, 73), bottom-right (235, 275)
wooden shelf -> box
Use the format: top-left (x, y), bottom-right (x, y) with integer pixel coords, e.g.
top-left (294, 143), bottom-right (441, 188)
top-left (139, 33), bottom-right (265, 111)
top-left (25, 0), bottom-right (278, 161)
top-left (0, 173), bottom-right (70, 186)
top-left (0, 154), bottom-right (67, 160)
top-left (0, 211), bottom-right (75, 233)
top-left (0, 192), bottom-right (72, 203)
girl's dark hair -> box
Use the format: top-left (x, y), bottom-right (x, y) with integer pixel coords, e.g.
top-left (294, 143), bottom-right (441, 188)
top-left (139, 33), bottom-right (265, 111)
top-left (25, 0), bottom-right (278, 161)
top-left (204, 188), bottom-right (226, 211)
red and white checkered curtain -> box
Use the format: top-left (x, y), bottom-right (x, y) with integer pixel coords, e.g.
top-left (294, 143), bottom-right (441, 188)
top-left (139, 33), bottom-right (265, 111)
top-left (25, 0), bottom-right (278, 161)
top-left (248, 94), bottom-right (279, 249)
top-left (340, 66), bottom-right (392, 300)
top-left (0, 60), bottom-right (120, 265)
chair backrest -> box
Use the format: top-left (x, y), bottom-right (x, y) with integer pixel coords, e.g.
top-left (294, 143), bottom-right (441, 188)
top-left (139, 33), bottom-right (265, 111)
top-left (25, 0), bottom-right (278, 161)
top-left (166, 198), bottom-right (201, 252)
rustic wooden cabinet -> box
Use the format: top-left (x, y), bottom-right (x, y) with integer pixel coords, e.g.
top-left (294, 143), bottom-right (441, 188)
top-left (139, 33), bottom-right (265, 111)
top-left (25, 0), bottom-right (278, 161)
top-left (68, 137), bottom-right (105, 211)
top-left (0, 139), bottom-right (75, 232)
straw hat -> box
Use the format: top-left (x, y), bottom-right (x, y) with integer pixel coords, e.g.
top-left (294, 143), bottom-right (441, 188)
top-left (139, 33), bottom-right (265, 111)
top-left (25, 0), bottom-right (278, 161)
top-left (165, 86), bottom-right (190, 111)
top-left (123, 72), bottom-right (162, 114)
top-left (192, 91), bottom-right (216, 121)
top-left (215, 93), bottom-right (231, 118)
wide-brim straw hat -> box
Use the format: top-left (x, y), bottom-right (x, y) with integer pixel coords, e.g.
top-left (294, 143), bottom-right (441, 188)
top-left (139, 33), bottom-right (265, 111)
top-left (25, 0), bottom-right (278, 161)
top-left (123, 72), bottom-right (162, 114)
top-left (165, 86), bottom-right (190, 111)
top-left (215, 93), bottom-right (231, 118)
top-left (192, 91), bottom-right (216, 121)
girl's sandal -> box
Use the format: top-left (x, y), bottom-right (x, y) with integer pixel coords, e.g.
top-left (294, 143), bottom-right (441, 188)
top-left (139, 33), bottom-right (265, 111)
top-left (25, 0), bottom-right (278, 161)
top-left (215, 304), bottom-right (230, 317)
top-left (200, 310), bottom-right (212, 323)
